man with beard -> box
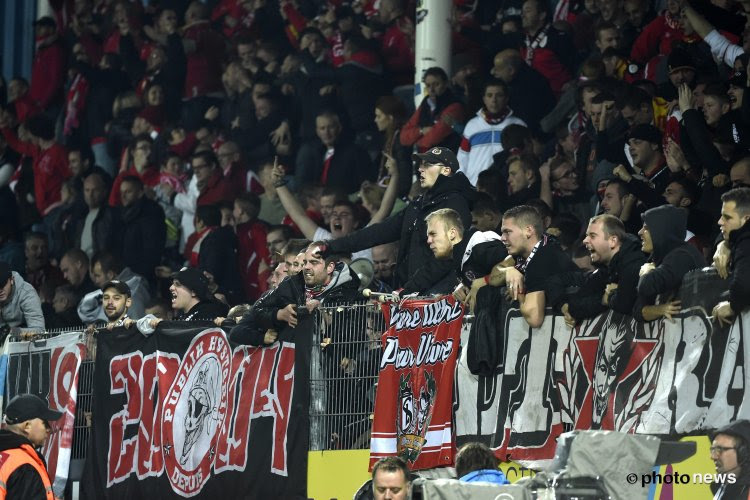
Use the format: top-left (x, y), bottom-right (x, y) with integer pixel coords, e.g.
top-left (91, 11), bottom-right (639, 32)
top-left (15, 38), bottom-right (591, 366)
top-left (549, 215), bottom-right (647, 327)
top-left (231, 242), bottom-right (359, 345)
top-left (100, 280), bottom-right (132, 326)
top-left (709, 420), bottom-right (750, 499)
top-left (325, 147), bottom-right (476, 294)
top-left (489, 205), bottom-right (577, 328)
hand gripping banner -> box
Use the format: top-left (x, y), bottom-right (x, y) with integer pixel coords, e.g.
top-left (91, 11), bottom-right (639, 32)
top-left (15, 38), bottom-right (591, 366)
top-left (370, 296), bottom-right (463, 470)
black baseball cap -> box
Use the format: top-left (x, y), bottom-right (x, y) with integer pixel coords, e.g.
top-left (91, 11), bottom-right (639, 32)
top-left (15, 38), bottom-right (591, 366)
top-left (101, 280), bottom-right (131, 296)
top-left (33, 16), bottom-right (57, 29)
top-left (172, 267), bottom-right (209, 300)
top-left (0, 261), bottom-right (10, 284)
top-left (5, 394), bottom-right (63, 424)
top-left (412, 147), bottom-right (459, 173)
top-left (628, 124), bottom-right (662, 145)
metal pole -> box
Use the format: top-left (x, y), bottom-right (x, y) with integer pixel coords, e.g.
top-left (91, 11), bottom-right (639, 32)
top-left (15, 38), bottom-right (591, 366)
top-left (413, 0), bottom-right (453, 108)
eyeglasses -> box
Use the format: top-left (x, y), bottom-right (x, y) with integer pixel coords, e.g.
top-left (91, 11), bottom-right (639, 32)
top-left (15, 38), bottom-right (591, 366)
top-left (710, 446), bottom-right (736, 454)
top-left (553, 169), bottom-right (577, 181)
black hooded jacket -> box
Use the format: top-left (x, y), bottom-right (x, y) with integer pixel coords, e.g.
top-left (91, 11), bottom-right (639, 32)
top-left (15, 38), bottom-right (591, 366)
top-left (327, 172), bottom-right (476, 294)
top-left (235, 262), bottom-right (361, 339)
top-left (548, 233), bottom-right (647, 320)
top-left (635, 205), bottom-right (705, 318)
top-left (728, 221), bottom-right (750, 314)
top-left (0, 430), bottom-right (47, 500)
top-left (709, 420), bottom-right (750, 498)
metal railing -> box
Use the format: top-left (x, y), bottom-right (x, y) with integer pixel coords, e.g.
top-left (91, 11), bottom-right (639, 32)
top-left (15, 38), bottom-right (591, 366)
top-left (309, 303), bottom-right (384, 451)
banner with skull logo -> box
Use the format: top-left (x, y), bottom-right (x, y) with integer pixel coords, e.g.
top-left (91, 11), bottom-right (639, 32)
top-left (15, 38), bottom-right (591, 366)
top-left (81, 319), bottom-right (311, 499)
top-left (370, 296), bottom-right (463, 470)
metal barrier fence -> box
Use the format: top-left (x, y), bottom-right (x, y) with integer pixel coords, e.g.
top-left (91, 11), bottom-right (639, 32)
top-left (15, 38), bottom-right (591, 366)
top-left (309, 303), bottom-right (384, 451)
top-left (4, 304), bottom-right (391, 469)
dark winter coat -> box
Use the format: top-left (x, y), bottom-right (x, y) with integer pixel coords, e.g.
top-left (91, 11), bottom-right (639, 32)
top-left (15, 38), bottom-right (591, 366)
top-left (294, 138), bottom-right (376, 194)
top-left (635, 205), bottom-right (705, 319)
top-left (74, 204), bottom-right (122, 259)
top-left (728, 221), bottom-right (750, 314)
top-left (327, 172), bottom-right (477, 293)
top-left (237, 263), bottom-right (361, 337)
top-left (548, 234), bottom-right (647, 319)
top-left (120, 197), bottom-right (166, 281)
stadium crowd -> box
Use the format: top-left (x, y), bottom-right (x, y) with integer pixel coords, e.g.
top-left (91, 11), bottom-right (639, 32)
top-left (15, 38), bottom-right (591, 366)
top-left (0, 0), bottom-right (748, 335)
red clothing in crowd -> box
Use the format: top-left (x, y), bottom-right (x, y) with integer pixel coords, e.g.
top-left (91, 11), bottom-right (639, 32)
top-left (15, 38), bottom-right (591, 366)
top-left (184, 226), bottom-right (213, 267)
top-left (380, 16), bottom-right (415, 86)
top-left (182, 20), bottom-right (225, 98)
top-left (222, 162), bottom-right (249, 200)
top-left (29, 35), bottom-right (66, 109)
top-left (400, 101), bottom-right (466, 152)
top-left (12, 94), bottom-right (42, 123)
top-left (0, 128), bottom-right (70, 216)
top-left (630, 11), bottom-right (685, 65)
top-left (235, 220), bottom-right (269, 302)
top-left (197, 170), bottom-right (234, 206)
top-left (109, 166), bottom-right (161, 206)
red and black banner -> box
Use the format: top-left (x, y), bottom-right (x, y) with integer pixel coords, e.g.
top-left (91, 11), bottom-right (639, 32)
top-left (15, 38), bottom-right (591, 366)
top-left (370, 296), bottom-right (463, 470)
top-left (81, 319), bottom-right (312, 499)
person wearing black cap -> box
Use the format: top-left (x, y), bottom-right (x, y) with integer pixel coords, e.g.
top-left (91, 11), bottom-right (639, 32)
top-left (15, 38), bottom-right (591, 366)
top-left (0, 261), bottom-right (45, 333)
top-left (613, 123), bottom-right (669, 208)
top-left (101, 280), bottom-right (132, 325)
top-left (167, 267), bottom-right (228, 321)
top-left (709, 420), bottom-right (750, 499)
top-left (0, 394), bottom-right (62, 499)
top-left (324, 146), bottom-right (476, 294)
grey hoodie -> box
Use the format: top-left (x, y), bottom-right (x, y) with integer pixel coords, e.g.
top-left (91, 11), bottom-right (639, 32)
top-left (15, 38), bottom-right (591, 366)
top-left (77, 267), bottom-right (151, 323)
top-left (0, 271), bottom-right (45, 331)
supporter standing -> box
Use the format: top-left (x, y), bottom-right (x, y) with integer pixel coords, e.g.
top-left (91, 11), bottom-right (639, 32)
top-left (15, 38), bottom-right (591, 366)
top-left (325, 147), bottom-right (476, 294)
top-left (713, 188), bottom-right (750, 326)
top-left (458, 78), bottom-right (527, 185)
top-left (634, 205), bottom-right (705, 321)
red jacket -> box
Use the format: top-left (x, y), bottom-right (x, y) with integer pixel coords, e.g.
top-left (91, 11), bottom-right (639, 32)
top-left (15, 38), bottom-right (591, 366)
top-left (1, 128), bottom-right (70, 215)
top-left (29, 36), bottom-right (66, 109)
top-left (400, 101), bottom-right (466, 152)
top-left (236, 220), bottom-right (269, 301)
top-left (197, 170), bottom-right (234, 206)
top-left (109, 166), bottom-right (161, 206)
top-left (630, 11), bottom-right (685, 65)
top-left (381, 16), bottom-right (415, 86)
top-left (182, 21), bottom-right (225, 98)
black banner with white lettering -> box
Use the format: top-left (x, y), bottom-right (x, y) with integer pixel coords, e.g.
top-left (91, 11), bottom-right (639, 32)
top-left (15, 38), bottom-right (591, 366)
top-left (80, 320), bottom-right (311, 499)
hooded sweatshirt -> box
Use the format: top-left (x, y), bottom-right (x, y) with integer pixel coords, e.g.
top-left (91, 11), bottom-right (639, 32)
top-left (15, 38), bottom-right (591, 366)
top-left (709, 419), bottom-right (750, 499)
top-left (0, 272), bottom-right (45, 331)
top-left (636, 205), bottom-right (705, 314)
top-left (728, 221), bottom-right (750, 314)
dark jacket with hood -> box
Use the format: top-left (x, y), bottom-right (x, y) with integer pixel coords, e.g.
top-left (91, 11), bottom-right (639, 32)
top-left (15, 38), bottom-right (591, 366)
top-left (233, 262), bottom-right (361, 342)
top-left (0, 430), bottom-right (48, 499)
top-left (177, 299), bottom-right (229, 322)
top-left (327, 172), bottom-right (476, 294)
top-left (635, 205), bottom-right (705, 320)
top-left (548, 233), bottom-right (647, 319)
top-left (728, 221), bottom-right (750, 314)
top-left (709, 419), bottom-right (750, 499)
